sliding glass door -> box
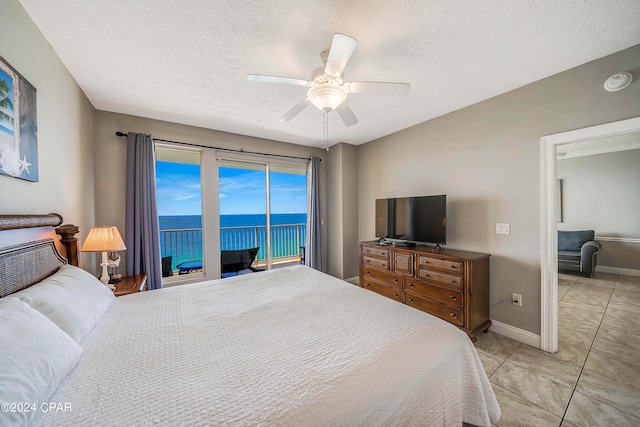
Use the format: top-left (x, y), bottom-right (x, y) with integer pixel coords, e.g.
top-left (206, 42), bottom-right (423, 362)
top-left (269, 165), bottom-right (307, 267)
top-left (155, 145), bottom-right (203, 279)
top-left (219, 160), bottom-right (306, 274)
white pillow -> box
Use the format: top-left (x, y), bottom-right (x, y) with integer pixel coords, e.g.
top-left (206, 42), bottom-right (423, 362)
top-left (0, 298), bottom-right (82, 427)
top-left (9, 264), bottom-right (115, 343)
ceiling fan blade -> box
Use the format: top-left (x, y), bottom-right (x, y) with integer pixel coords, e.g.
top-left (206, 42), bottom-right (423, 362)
top-left (325, 34), bottom-right (357, 77)
top-left (280, 97), bottom-right (312, 122)
top-left (336, 102), bottom-right (358, 127)
top-left (348, 81), bottom-right (410, 96)
top-left (247, 74), bottom-right (310, 87)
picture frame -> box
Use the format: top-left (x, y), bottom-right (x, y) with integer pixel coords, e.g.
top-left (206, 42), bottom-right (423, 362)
top-left (0, 55), bottom-right (38, 182)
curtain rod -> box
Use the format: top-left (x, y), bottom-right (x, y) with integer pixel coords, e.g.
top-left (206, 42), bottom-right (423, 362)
top-left (115, 131), bottom-right (317, 162)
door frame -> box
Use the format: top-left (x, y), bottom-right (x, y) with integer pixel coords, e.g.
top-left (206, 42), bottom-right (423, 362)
top-left (539, 116), bottom-right (640, 352)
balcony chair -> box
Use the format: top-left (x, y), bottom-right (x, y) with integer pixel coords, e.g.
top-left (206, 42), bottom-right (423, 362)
top-left (558, 230), bottom-right (601, 278)
top-left (161, 256), bottom-right (173, 277)
top-left (221, 247), bottom-right (262, 277)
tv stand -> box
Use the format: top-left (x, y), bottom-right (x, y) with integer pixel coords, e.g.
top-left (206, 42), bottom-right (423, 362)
top-left (359, 241), bottom-right (491, 341)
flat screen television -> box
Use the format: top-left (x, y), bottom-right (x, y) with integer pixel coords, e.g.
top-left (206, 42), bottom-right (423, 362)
top-left (375, 195), bottom-right (446, 245)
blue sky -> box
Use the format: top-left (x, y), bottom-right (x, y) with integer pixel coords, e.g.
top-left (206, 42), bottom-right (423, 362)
top-left (156, 162), bottom-right (307, 216)
top-left (156, 161), bottom-right (202, 215)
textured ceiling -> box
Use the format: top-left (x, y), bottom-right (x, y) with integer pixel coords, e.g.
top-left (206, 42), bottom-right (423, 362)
top-left (18, 0), bottom-right (640, 149)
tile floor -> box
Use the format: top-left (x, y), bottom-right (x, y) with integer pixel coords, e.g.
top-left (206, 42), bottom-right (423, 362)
top-left (474, 272), bottom-right (640, 426)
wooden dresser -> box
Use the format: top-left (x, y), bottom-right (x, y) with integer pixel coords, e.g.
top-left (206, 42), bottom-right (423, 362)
top-left (359, 241), bottom-right (491, 341)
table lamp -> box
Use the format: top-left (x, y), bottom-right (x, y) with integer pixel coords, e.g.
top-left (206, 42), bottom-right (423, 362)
top-left (81, 226), bottom-right (126, 290)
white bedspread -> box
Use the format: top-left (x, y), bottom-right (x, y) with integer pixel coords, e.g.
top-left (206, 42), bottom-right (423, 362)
top-left (32, 265), bottom-right (499, 426)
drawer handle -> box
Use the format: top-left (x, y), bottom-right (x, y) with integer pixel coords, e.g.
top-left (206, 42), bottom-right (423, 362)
top-left (365, 270), bottom-right (370, 275)
top-left (423, 273), bottom-right (430, 278)
top-left (423, 260), bottom-right (431, 264)
top-left (393, 292), bottom-right (399, 298)
top-left (450, 265), bottom-right (457, 269)
top-left (450, 279), bottom-right (457, 284)
top-left (392, 278), bottom-right (398, 283)
top-left (408, 298), bottom-right (414, 303)
top-left (408, 283), bottom-right (415, 288)
top-left (450, 312), bottom-right (457, 318)
top-left (449, 294), bottom-right (457, 300)
top-left (366, 284), bottom-right (371, 288)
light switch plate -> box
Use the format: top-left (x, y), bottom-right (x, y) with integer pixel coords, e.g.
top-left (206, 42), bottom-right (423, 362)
top-left (496, 223), bottom-right (511, 235)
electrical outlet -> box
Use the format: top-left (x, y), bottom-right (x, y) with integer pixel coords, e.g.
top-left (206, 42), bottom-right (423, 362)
top-left (512, 293), bottom-right (522, 306)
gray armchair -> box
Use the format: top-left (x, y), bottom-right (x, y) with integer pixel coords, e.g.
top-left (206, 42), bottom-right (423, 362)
top-left (558, 230), bottom-right (601, 277)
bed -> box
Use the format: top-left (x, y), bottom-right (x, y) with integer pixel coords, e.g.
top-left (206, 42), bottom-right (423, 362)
top-left (0, 214), bottom-right (500, 426)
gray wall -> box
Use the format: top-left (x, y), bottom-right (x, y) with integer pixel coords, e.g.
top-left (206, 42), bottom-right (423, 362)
top-left (326, 146), bottom-right (344, 277)
top-left (326, 143), bottom-right (359, 279)
top-left (93, 110), bottom-right (327, 278)
top-left (341, 144), bottom-right (359, 279)
top-left (0, 0), bottom-right (96, 265)
top-left (356, 44), bottom-right (640, 335)
top-left (558, 148), bottom-right (640, 271)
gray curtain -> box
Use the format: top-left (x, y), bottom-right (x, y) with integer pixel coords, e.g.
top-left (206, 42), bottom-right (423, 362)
top-left (304, 157), bottom-right (324, 271)
top-left (125, 132), bottom-right (162, 290)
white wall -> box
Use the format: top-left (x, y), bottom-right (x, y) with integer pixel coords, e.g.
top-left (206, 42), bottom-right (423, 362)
top-left (558, 148), bottom-right (640, 271)
top-left (356, 44), bottom-right (640, 335)
top-left (0, 0), bottom-right (96, 265)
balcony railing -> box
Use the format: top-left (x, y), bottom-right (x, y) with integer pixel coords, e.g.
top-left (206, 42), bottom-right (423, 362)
top-left (160, 223), bottom-right (306, 272)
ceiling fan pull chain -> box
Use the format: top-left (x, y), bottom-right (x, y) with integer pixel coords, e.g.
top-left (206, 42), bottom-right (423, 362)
top-left (324, 110), bottom-right (329, 151)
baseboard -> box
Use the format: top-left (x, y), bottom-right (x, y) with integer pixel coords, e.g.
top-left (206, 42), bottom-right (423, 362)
top-left (489, 319), bottom-right (541, 349)
top-left (344, 276), bottom-right (360, 286)
top-left (595, 265), bottom-right (640, 277)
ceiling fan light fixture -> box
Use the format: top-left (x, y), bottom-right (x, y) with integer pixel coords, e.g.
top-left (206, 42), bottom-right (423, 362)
top-left (249, 33), bottom-right (408, 129)
top-left (307, 83), bottom-right (347, 112)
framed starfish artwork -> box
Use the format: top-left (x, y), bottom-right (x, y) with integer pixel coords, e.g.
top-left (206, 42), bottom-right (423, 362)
top-left (0, 55), bottom-right (38, 182)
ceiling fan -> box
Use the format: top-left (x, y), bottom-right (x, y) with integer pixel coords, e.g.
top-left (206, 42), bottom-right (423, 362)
top-left (247, 33), bottom-right (410, 127)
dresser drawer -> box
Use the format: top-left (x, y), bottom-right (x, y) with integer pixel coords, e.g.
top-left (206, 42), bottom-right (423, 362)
top-left (362, 246), bottom-right (390, 258)
top-left (417, 269), bottom-right (463, 288)
top-left (362, 279), bottom-right (403, 303)
top-left (363, 255), bottom-right (389, 270)
top-left (362, 267), bottom-right (402, 286)
top-left (418, 256), bottom-right (464, 274)
top-left (405, 291), bottom-right (464, 326)
top-left (404, 279), bottom-right (463, 308)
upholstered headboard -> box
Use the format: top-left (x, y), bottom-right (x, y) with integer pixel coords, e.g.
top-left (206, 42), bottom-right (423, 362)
top-left (0, 214), bottom-right (80, 297)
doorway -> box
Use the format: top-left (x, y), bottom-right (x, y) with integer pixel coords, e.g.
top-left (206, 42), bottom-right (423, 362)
top-left (539, 116), bottom-right (640, 352)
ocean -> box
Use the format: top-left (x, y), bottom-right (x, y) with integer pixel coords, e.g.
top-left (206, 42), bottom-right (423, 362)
top-left (159, 214), bottom-right (307, 270)
top-left (159, 213), bottom-right (307, 230)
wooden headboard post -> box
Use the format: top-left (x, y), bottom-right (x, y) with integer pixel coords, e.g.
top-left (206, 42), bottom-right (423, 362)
top-left (55, 224), bottom-right (81, 267)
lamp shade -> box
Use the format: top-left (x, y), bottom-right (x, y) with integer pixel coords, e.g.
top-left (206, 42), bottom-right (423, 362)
top-left (81, 226), bottom-right (126, 252)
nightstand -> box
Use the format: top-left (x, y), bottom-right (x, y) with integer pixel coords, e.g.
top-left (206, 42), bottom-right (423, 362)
top-left (113, 274), bottom-right (148, 297)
